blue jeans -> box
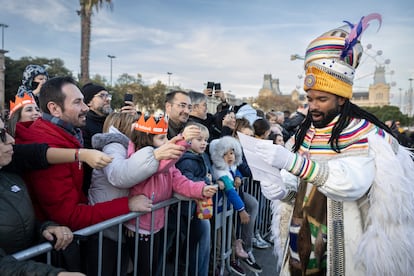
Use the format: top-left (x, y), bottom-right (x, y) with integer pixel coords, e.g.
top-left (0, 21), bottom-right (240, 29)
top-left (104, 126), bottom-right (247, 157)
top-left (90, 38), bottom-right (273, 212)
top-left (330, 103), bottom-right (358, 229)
top-left (189, 218), bottom-right (211, 276)
top-left (162, 202), bottom-right (211, 276)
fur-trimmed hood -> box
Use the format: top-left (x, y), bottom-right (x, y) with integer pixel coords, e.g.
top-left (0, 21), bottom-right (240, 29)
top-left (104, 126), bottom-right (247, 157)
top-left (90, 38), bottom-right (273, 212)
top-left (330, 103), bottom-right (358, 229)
top-left (91, 126), bottom-right (130, 150)
top-left (209, 136), bottom-right (242, 170)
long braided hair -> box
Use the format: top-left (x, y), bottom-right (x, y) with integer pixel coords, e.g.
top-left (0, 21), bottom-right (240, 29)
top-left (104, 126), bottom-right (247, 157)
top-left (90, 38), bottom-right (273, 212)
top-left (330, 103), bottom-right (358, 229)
top-left (293, 99), bottom-right (395, 153)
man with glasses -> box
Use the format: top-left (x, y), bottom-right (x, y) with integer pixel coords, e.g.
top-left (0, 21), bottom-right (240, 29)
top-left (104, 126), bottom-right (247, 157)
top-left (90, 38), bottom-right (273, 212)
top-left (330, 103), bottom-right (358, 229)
top-left (81, 83), bottom-right (113, 149)
top-left (164, 90), bottom-right (192, 139)
top-left (162, 90), bottom-right (211, 276)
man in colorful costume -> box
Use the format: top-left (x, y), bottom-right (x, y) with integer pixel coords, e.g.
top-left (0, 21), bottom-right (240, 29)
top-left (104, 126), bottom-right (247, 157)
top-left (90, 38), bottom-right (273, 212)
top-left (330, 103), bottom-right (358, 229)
top-left (256, 13), bottom-right (414, 275)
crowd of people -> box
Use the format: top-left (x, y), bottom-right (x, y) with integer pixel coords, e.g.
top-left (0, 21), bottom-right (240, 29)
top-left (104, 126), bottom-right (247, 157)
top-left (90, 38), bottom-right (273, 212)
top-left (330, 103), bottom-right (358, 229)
top-left (1, 66), bottom-right (276, 276)
top-left (1, 12), bottom-right (414, 276)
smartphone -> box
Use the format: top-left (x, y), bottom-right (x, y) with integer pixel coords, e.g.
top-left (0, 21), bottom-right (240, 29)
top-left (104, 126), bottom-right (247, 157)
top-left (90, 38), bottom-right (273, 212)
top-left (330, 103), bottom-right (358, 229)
top-left (214, 83), bottom-right (221, 91)
top-left (124, 93), bottom-right (133, 102)
top-left (206, 82), bottom-right (214, 97)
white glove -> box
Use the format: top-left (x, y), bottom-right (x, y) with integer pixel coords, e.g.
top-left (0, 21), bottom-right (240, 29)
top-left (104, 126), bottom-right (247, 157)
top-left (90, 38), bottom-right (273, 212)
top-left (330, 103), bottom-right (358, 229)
top-left (256, 143), bottom-right (296, 170)
top-left (260, 180), bottom-right (286, 201)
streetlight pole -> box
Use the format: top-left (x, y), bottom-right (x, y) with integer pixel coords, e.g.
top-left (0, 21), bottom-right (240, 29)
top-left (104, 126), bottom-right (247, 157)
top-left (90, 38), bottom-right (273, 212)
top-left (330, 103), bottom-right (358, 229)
top-left (167, 72), bottom-right (172, 87)
top-left (107, 55), bottom-right (116, 87)
top-left (0, 24), bottom-right (8, 50)
top-left (408, 78), bottom-right (413, 117)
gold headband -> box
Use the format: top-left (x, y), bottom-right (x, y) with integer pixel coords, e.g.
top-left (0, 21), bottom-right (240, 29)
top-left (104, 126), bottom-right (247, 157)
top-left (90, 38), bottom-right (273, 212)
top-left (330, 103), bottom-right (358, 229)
top-left (304, 66), bottom-right (352, 99)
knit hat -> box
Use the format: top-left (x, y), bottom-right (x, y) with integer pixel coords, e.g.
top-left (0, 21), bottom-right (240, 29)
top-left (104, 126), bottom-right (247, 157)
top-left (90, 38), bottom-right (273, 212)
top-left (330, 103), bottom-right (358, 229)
top-left (303, 13), bottom-right (382, 98)
top-left (81, 83), bottom-right (107, 104)
top-left (22, 64), bottom-right (49, 90)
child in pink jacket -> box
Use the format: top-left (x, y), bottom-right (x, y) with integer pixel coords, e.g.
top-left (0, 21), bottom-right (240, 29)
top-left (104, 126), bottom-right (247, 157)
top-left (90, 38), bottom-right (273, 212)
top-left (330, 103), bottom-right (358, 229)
top-left (125, 115), bottom-right (217, 276)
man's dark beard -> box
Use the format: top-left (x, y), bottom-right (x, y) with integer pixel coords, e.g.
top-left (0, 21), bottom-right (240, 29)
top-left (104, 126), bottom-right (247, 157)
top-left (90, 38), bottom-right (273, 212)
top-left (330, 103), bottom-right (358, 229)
top-left (311, 107), bottom-right (340, 128)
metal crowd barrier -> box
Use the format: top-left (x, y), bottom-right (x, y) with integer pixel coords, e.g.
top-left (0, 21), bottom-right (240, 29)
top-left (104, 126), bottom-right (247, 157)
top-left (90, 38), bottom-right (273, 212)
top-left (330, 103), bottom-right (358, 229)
top-left (12, 177), bottom-right (273, 276)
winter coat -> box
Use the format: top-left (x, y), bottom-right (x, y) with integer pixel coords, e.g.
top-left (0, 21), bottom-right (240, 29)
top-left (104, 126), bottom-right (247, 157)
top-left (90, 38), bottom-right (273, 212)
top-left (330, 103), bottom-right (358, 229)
top-left (0, 248), bottom-right (64, 276)
top-left (15, 118), bottom-right (130, 230)
top-left (89, 127), bottom-right (161, 240)
top-left (176, 151), bottom-right (212, 184)
top-left (176, 150), bottom-right (213, 215)
top-left (0, 171), bottom-right (38, 254)
top-left (81, 110), bottom-right (107, 195)
top-left (89, 126), bottom-right (160, 204)
top-left (209, 136), bottom-right (245, 212)
top-left (82, 110), bottom-right (106, 149)
top-left (125, 147), bottom-right (206, 233)
top-left (1, 142), bottom-right (63, 254)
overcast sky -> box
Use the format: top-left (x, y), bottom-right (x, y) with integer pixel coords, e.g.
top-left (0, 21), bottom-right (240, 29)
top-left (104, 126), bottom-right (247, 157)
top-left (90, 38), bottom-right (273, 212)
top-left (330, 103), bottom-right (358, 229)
top-left (1, 0), bottom-right (413, 105)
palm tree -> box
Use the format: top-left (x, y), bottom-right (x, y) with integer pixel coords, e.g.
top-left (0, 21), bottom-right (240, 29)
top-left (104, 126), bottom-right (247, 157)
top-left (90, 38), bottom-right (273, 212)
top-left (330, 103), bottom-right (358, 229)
top-left (78, 0), bottom-right (112, 85)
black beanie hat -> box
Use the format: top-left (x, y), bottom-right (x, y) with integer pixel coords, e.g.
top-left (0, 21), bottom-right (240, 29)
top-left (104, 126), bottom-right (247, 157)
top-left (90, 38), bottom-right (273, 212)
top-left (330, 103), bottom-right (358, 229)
top-left (81, 83), bottom-right (106, 104)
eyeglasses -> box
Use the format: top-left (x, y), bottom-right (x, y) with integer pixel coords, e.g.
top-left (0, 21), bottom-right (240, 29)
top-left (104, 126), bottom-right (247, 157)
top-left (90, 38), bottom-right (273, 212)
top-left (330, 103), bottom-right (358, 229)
top-left (195, 102), bottom-right (208, 108)
top-left (172, 102), bottom-right (192, 112)
top-left (0, 128), bottom-right (8, 143)
top-left (95, 93), bottom-right (112, 100)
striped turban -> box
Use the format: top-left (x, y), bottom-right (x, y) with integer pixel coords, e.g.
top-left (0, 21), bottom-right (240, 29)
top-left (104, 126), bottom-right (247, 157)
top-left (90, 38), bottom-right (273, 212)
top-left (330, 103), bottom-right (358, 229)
top-left (303, 14), bottom-right (382, 99)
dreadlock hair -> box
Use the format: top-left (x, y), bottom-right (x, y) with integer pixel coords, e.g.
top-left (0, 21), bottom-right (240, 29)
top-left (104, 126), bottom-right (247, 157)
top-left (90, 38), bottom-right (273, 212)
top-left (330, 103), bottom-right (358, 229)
top-left (293, 99), bottom-right (396, 153)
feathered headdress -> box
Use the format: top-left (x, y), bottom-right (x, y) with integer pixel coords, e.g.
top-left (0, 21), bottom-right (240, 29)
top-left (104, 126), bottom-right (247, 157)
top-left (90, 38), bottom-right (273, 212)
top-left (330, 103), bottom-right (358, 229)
top-left (341, 13), bottom-right (382, 61)
top-left (303, 13), bottom-right (382, 98)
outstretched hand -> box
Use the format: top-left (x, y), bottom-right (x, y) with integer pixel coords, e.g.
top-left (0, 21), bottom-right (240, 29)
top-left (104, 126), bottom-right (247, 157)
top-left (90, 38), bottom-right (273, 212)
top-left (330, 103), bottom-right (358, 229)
top-left (256, 143), bottom-right (295, 170)
top-left (80, 149), bottom-right (113, 169)
top-left (154, 136), bottom-right (187, 160)
top-left (202, 185), bottom-right (218, 198)
top-left (260, 181), bottom-right (285, 201)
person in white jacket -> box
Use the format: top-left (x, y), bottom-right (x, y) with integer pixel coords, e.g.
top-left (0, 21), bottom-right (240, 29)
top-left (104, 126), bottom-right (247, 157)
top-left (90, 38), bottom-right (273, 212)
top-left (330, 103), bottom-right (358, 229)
top-left (255, 13), bottom-right (414, 276)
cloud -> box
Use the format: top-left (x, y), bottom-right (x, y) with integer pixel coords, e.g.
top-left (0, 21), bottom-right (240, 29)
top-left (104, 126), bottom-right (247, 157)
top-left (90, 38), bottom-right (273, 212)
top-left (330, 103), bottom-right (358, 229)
top-left (4, 0), bottom-right (414, 100)
top-left (3, 0), bottom-right (78, 32)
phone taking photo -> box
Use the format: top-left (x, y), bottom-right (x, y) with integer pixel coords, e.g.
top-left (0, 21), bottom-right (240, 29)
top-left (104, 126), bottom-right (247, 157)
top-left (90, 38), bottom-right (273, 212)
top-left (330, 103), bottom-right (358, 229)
top-left (124, 93), bottom-right (133, 106)
top-left (214, 83), bottom-right (221, 91)
top-left (206, 82), bottom-right (214, 97)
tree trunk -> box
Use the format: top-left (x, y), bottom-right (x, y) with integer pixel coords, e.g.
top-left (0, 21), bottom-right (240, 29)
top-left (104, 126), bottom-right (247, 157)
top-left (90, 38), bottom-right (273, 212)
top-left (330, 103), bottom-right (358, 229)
top-left (80, 0), bottom-right (92, 85)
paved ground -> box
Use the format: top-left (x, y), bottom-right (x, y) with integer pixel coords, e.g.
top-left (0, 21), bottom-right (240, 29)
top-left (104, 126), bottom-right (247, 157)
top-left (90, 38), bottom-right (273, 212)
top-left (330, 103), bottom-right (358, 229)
top-left (246, 245), bottom-right (278, 276)
top-left (222, 244), bottom-right (279, 276)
